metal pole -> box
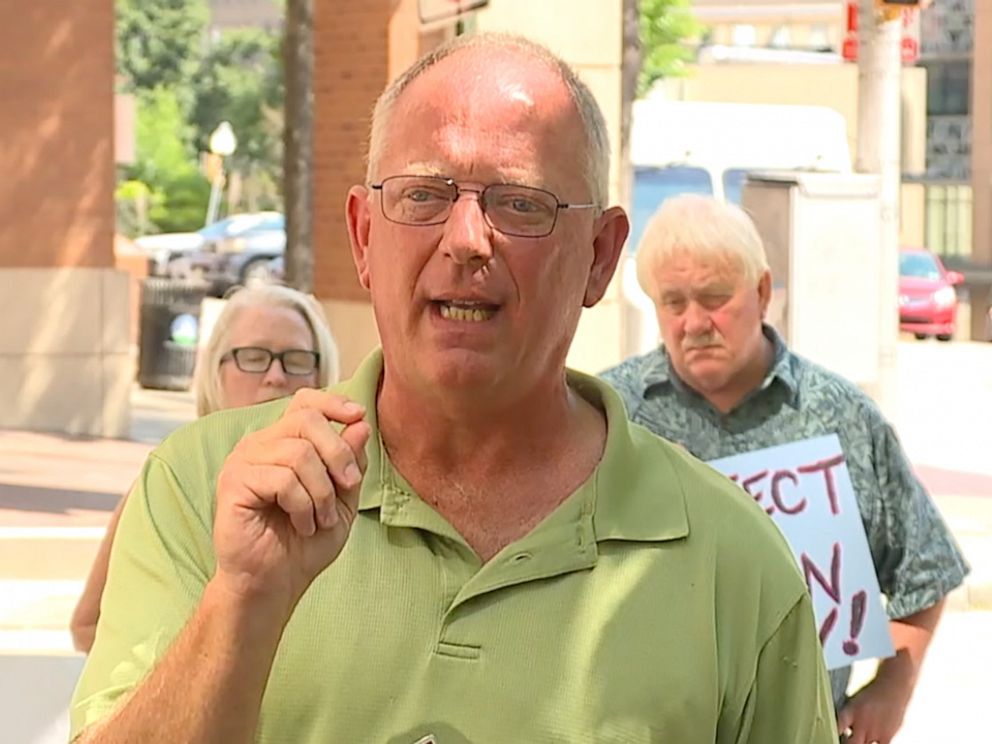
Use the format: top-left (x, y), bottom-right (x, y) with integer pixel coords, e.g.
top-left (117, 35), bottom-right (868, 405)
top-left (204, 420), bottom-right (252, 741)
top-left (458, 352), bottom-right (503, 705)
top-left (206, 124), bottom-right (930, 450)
top-left (855, 0), bottom-right (902, 417)
top-left (205, 168), bottom-right (224, 226)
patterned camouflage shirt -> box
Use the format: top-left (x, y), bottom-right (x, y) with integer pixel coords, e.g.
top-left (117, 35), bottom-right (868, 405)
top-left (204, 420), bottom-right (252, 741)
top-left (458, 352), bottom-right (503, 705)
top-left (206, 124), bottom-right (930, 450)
top-left (601, 325), bottom-right (969, 709)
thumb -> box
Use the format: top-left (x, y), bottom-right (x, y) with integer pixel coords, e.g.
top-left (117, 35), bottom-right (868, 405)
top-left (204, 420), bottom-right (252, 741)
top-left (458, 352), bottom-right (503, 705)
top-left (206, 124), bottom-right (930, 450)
top-left (341, 420), bottom-right (371, 474)
top-left (837, 704), bottom-right (854, 740)
top-left (336, 420), bottom-right (371, 516)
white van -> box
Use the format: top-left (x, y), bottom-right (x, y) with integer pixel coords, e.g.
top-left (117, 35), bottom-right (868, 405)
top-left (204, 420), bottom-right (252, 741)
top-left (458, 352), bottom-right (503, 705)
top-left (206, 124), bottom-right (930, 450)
top-left (621, 98), bottom-right (853, 356)
top-left (628, 98), bottom-right (852, 250)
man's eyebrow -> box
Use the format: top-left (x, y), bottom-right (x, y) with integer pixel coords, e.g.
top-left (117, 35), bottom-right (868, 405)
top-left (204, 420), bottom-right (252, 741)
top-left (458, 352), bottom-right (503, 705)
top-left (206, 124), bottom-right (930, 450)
top-left (401, 162), bottom-right (446, 176)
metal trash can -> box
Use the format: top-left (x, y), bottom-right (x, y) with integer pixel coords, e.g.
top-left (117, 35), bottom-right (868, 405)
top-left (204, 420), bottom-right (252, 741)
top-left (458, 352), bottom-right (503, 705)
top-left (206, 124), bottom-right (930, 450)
top-left (137, 278), bottom-right (208, 391)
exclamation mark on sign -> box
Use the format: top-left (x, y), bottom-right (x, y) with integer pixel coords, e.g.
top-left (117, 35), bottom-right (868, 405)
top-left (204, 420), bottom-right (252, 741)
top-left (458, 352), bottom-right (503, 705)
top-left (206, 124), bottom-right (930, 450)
top-left (842, 590), bottom-right (867, 655)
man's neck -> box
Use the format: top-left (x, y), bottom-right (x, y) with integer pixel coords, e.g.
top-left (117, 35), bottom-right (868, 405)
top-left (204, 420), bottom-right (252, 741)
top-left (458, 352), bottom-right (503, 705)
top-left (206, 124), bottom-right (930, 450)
top-left (376, 371), bottom-right (586, 472)
top-left (376, 370), bottom-right (608, 562)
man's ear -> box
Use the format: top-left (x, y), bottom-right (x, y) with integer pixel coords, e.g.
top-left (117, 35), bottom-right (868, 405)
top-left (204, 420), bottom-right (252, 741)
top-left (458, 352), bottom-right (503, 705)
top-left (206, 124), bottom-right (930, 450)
top-left (346, 185), bottom-right (372, 290)
top-left (584, 206), bottom-right (630, 307)
top-left (758, 269), bottom-right (772, 318)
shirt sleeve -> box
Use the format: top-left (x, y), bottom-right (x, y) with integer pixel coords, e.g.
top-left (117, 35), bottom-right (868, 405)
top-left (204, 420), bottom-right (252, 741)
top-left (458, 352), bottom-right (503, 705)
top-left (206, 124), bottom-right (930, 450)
top-left (868, 417), bottom-right (969, 618)
top-left (69, 452), bottom-right (215, 740)
top-left (724, 593), bottom-right (839, 744)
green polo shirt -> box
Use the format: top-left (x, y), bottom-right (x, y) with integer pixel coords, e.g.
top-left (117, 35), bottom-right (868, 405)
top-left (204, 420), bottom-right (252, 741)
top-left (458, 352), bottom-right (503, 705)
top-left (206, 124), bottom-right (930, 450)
top-left (71, 350), bottom-right (837, 743)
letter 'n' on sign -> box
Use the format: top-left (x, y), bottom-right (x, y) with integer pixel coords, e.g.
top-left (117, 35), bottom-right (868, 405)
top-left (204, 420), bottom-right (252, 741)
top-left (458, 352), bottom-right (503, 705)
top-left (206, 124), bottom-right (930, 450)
top-left (708, 434), bottom-right (894, 670)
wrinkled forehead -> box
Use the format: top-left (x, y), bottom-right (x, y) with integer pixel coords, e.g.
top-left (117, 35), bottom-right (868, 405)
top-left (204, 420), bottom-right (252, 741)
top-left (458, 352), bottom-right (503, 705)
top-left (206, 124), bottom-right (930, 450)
top-left (657, 246), bottom-right (750, 287)
top-left (380, 50), bottom-right (585, 174)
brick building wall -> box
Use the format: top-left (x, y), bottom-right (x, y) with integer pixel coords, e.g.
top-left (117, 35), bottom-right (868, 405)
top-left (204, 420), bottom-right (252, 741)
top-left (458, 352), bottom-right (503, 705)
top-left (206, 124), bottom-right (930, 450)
top-left (0, 0), bottom-right (130, 437)
top-left (312, 2), bottom-right (391, 304)
top-left (0, 0), bottom-right (115, 269)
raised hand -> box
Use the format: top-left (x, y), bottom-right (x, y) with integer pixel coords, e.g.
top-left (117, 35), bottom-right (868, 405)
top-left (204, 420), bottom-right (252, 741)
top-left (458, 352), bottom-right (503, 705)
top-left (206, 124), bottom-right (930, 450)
top-left (212, 389), bottom-right (372, 615)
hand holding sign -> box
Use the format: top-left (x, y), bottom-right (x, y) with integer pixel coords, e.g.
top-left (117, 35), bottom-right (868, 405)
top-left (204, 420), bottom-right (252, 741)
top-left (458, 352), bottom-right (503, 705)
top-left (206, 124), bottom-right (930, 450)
top-left (709, 434), bottom-right (894, 670)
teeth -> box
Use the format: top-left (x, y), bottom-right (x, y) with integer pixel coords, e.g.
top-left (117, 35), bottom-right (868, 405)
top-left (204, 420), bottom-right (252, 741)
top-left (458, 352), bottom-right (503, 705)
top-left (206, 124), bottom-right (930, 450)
top-left (439, 302), bottom-right (496, 322)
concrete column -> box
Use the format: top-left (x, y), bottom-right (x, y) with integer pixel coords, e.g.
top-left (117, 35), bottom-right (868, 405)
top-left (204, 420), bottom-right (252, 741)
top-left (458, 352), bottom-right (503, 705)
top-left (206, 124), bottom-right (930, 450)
top-left (0, 0), bottom-right (130, 437)
top-left (970, 0), bottom-right (992, 340)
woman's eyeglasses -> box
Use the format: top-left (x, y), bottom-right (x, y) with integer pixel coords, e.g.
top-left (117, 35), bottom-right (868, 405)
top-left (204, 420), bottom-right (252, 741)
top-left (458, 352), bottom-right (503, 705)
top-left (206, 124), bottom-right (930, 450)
top-left (223, 347), bottom-right (319, 376)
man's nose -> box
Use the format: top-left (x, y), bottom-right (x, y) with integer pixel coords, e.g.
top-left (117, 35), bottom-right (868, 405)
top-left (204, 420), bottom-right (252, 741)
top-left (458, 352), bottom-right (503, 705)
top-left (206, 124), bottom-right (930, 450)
top-left (440, 191), bottom-right (494, 267)
top-left (683, 301), bottom-right (712, 335)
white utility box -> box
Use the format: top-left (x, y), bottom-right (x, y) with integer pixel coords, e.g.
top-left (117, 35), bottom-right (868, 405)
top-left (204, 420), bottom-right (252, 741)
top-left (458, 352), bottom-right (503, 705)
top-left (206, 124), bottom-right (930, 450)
top-left (742, 172), bottom-right (883, 387)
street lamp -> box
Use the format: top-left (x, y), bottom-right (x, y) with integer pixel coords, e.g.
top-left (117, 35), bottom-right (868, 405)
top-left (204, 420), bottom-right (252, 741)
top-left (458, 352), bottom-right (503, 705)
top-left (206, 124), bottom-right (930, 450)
top-left (205, 121), bottom-right (237, 226)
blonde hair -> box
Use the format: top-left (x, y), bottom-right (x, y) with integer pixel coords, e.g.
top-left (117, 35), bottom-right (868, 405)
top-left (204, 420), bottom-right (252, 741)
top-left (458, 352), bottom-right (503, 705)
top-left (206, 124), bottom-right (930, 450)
top-left (636, 195), bottom-right (770, 301)
top-left (192, 285), bottom-right (340, 417)
top-left (366, 32), bottom-right (610, 208)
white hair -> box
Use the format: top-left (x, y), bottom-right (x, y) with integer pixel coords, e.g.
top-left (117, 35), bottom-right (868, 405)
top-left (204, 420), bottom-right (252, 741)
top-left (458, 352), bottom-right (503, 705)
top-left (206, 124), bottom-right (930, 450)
top-left (366, 32), bottom-right (610, 208)
top-left (636, 195), bottom-right (770, 301)
top-left (192, 284), bottom-right (340, 417)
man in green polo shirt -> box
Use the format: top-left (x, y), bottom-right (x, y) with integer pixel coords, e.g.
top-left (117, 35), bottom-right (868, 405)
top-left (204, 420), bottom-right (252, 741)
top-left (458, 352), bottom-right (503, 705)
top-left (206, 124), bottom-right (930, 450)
top-left (71, 34), bottom-right (838, 743)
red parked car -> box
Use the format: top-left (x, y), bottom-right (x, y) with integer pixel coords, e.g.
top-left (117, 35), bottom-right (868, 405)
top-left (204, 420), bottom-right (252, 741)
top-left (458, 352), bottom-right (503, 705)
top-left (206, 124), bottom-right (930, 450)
top-left (898, 247), bottom-right (964, 342)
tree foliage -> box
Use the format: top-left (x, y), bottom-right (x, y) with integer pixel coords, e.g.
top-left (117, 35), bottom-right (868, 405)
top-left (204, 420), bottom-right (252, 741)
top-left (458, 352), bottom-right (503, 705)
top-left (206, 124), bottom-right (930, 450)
top-left (130, 87), bottom-right (197, 189)
top-left (114, 0), bottom-right (286, 232)
top-left (193, 28), bottom-right (285, 208)
top-left (116, 0), bottom-right (208, 111)
top-left (638, 0), bottom-right (704, 97)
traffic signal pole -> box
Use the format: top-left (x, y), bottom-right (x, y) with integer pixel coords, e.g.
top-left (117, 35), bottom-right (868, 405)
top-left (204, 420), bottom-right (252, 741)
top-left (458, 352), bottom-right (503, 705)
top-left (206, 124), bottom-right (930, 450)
top-left (856, 0), bottom-right (903, 416)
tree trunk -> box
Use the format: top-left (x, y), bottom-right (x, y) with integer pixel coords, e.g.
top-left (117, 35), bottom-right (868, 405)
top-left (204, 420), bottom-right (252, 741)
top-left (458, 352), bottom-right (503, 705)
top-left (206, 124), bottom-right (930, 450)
top-left (283, 0), bottom-right (314, 293)
top-left (620, 0), bottom-right (642, 212)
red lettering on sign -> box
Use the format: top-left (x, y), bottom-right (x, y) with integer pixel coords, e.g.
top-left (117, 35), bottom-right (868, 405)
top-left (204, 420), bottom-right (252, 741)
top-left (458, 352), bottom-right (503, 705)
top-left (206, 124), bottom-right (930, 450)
top-left (818, 607), bottom-right (839, 645)
top-left (798, 455), bottom-right (846, 515)
top-left (801, 542), bottom-right (842, 604)
top-left (843, 590), bottom-right (868, 656)
top-left (771, 469), bottom-right (806, 514)
top-left (740, 470), bottom-right (773, 514)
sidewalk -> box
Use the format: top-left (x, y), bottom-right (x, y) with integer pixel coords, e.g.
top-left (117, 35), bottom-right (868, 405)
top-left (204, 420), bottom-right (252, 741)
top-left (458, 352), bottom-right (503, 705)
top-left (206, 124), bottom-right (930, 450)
top-left (0, 385), bottom-right (195, 652)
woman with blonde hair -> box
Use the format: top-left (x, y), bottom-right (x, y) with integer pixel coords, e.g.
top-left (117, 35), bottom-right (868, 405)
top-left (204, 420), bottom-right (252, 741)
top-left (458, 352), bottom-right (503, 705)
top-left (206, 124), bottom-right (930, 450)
top-left (70, 284), bottom-right (339, 652)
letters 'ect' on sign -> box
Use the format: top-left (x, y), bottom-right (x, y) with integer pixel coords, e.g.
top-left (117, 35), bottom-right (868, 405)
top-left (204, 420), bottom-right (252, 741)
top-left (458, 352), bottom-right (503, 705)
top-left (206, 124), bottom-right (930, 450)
top-left (708, 435), bottom-right (895, 670)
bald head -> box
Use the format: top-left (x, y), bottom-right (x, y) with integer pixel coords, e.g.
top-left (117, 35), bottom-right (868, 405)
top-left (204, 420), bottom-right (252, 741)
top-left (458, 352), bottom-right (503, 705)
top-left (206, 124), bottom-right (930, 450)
top-left (366, 34), bottom-right (610, 207)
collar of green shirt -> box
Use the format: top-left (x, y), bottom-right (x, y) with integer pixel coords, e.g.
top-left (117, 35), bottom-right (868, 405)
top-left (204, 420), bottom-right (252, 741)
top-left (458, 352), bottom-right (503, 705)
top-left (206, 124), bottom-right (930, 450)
top-left (337, 348), bottom-right (690, 545)
top-left (635, 324), bottom-right (801, 409)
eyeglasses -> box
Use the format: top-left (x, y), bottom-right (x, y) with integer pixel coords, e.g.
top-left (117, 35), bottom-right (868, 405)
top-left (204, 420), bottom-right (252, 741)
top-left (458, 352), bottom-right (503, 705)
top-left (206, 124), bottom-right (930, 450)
top-left (370, 175), bottom-right (597, 238)
top-left (223, 347), bottom-right (319, 376)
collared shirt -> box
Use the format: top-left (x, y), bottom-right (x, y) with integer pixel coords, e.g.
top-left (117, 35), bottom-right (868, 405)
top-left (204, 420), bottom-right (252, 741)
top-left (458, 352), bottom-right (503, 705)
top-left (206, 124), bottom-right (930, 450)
top-left (72, 349), bottom-right (837, 743)
top-left (601, 325), bottom-right (969, 709)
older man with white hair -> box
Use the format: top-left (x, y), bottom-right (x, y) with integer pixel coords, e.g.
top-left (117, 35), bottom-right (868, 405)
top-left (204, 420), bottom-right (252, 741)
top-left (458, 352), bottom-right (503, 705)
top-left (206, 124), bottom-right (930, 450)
top-left (603, 194), bottom-right (969, 744)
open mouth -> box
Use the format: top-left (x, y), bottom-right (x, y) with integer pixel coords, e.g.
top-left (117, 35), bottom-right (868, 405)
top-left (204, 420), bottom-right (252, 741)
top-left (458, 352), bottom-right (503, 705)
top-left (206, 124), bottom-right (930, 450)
top-left (434, 300), bottom-right (499, 323)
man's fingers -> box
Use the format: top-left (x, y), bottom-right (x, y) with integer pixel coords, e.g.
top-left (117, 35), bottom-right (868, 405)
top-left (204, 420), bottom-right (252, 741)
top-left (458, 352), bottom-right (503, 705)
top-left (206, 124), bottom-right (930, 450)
top-left (243, 438), bottom-right (338, 529)
top-left (285, 389), bottom-right (365, 424)
top-left (246, 464), bottom-right (318, 537)
top-left (292, 411), bottom-right (366, 491)
top-left (334, 421), bottom-right (372, 516)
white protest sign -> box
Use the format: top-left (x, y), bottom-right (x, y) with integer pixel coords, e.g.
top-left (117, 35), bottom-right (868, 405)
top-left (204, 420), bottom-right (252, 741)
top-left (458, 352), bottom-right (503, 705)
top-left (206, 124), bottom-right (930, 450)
top-left (708, 434), bottom-right (894, 670)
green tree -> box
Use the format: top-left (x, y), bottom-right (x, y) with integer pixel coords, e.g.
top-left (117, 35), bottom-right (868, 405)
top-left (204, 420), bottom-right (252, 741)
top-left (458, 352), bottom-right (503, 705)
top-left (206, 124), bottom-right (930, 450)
top-left (193, 28), bottom-right (286, 211)
top-left (638, 0), bottom-right (704, 97)
top-left (130, 87), bottom-right (196, 188)
top-left (126, 87), bottom-right (209, 233)
top-left (116, 0), bottom-right (208, 112)
top-left (149, 172), bottom-right (212, 233)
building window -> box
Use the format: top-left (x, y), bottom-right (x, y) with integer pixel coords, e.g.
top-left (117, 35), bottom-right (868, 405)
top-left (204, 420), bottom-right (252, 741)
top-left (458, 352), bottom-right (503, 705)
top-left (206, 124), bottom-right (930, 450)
top-left (924, 61), bottom-right (971, 116)
top-left (808, 24), bottom-right (830, 51)
top-left (925, 184), bottom-right (972, 257)
top-left (769, 26), bottom-right (791, 49)
top-left (732, 25), bottom-right (757, 47)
